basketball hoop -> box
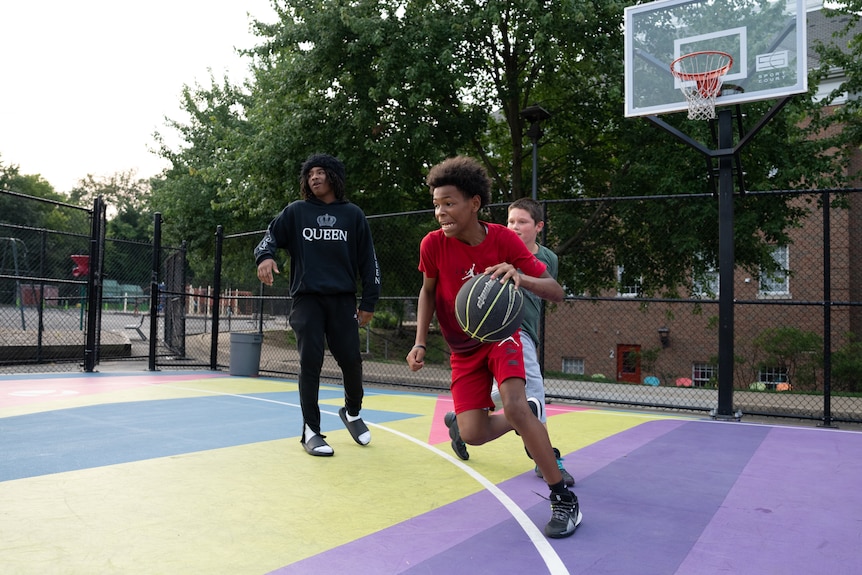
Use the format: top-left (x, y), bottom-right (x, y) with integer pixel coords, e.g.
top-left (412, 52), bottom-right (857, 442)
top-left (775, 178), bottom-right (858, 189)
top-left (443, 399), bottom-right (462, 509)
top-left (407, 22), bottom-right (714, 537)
top-left (670, 51), bottom-right (734, 121)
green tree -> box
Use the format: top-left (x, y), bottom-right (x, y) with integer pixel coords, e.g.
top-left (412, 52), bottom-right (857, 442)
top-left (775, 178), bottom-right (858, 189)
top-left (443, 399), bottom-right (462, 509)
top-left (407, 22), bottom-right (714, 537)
top-left (69, 170), bottom-right (152, 226)
top-left (65, 170), bottom-right (155, 287)
top-left (152, 0), bottom-right (859, 298)
top-left (752, 326), bottom-right (823, 390)
top-left (150, 77), bottom-right (258, 283)
top-left (237, 0), bottom-right (485, 218)
top-left (804, 2), bottom-right (862, 179)
top-left (0, 158), bottom-right (85, 231)
top-left (1, 158), bottom-right (91, 297)
top-left (542, 0), bottom-right (861, 296)
top-left (831, 334), bottom-right (862, 393)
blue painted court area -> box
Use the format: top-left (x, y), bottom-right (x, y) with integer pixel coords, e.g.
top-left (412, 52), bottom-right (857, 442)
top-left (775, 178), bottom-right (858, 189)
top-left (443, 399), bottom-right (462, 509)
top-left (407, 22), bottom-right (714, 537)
top-left (2, 390), bottom-right (411, 482)
top-left (2, 370), bottom-right (861, 574)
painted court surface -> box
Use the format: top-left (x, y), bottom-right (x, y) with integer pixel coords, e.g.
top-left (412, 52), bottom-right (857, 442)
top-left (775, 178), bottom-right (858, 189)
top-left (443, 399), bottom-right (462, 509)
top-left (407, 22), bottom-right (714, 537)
top-left (1, 370), bottom-right (860, 574)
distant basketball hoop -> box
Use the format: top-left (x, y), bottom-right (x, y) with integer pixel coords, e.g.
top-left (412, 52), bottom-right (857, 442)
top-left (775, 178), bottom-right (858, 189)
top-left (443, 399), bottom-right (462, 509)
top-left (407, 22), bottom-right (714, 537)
top-left (670, 51), bottom-right (734, 120)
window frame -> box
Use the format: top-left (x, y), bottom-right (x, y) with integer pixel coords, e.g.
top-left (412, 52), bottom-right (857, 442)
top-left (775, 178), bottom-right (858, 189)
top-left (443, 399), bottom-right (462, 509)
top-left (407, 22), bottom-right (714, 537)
top-left (691, 362), bottom-right (717, 388)
top-left (759, 245), bottom-right (790, 298)
top-left (757, 366), bottom-right (789, 390)
top-left (616, 265), bottom-right (641, 298)
top-left (561, 356), bottom-right (585, 376)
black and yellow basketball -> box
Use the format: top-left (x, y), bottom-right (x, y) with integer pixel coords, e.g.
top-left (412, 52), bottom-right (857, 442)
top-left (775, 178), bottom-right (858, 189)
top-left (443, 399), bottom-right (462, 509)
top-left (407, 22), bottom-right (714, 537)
top-left (455, 273), bottom-right (525, 342)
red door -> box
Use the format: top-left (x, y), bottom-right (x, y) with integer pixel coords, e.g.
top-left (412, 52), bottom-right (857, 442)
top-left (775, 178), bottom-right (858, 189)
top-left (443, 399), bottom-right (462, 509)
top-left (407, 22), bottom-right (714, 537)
top-left (617, 344), bottom-right (641, 383)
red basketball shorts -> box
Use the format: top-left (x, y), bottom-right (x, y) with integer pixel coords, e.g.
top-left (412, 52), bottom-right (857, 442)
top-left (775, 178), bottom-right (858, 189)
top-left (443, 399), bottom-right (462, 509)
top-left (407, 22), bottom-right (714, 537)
top-left (449, 330), bottom-right (525, 414)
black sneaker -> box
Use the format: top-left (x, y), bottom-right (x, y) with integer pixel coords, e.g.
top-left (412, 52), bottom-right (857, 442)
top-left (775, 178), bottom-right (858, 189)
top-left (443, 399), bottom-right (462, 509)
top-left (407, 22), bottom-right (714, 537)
top-left (545, 490), bottom-right (582, 539)
top-left (444, 411), bottom-right (469, 460)
top-left (535, 448), bottom-right (575, 486)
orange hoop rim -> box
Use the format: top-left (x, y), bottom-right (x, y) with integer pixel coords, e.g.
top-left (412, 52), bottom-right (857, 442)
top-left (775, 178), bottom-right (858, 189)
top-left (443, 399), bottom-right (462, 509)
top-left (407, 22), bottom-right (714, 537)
top-left (670, 50), bottom-right (734, 83)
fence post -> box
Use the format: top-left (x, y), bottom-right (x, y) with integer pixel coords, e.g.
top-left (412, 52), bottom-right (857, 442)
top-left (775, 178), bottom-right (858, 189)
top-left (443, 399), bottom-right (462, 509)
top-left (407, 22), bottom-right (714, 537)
top-left (258, 282), bottom-right (265, 334)
top-left (148, 213), bottom-right (161, 371)
top-left (178, 240), bottom-right (188, 358)
top-left (820, 190), bottom-right (835, 428)
top-left (37, 229), bottom-right (47, 362)
top-left (83, 196), bottom-right (105, 373)
top-left (210, 225), bottom-right (224, 370)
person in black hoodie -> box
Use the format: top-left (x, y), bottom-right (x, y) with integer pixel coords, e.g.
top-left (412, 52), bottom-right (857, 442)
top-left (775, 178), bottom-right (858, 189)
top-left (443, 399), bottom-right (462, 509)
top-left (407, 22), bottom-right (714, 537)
top-left (255, 153), bottom-right (381, 456)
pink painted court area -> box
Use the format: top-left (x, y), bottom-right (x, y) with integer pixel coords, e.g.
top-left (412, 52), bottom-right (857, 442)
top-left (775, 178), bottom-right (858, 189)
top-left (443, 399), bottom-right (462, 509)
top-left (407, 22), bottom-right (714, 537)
top-left (2, 369), bottom-right (860, 574)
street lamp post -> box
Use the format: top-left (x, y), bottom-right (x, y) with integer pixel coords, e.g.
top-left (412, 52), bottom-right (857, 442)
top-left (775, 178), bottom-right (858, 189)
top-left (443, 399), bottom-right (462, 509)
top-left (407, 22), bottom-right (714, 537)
top-left (519, 104), bottom-right (551, 200)
top-left (518, 104), bottom-right (552, 376)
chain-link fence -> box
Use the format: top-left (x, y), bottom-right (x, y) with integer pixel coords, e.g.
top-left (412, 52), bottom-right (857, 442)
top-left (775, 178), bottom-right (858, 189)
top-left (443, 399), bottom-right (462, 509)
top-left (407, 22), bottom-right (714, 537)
top-left (203, 190), bottom-right (862, 425)
top-left (3, 188), bottom-right (861, 425)
top-left (1, 193), bottom-right (95, 372)
top-left (0, 193), bottom-right (214, 373)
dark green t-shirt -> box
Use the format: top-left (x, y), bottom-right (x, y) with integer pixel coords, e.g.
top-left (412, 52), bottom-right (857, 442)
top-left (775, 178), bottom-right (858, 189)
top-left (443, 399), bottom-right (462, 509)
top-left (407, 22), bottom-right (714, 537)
top-left (520, 243), bottom-right (558, 346)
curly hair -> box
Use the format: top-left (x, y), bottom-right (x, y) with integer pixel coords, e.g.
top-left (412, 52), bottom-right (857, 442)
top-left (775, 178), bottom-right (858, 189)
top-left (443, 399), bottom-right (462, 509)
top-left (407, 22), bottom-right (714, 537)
top-left (425, 156), bottom-right (491, 208)
top-left (299, 154), bottom-right (347, 201)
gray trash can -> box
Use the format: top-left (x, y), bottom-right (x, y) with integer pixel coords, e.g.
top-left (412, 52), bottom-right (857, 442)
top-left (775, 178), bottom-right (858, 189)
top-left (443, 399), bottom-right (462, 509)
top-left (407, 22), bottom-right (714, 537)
top-left (229, 332), bottom-right (263, 376)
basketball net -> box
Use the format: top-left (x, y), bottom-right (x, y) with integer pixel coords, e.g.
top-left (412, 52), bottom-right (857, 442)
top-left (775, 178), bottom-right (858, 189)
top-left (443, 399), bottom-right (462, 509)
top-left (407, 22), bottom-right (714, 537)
top-left (670, 51), bottom-right (733, 121)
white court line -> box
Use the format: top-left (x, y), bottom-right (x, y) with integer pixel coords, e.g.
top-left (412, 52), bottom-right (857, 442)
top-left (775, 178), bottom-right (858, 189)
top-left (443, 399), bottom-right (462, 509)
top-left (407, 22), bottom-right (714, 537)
top-left (152, 381), bottom-right (571, 575)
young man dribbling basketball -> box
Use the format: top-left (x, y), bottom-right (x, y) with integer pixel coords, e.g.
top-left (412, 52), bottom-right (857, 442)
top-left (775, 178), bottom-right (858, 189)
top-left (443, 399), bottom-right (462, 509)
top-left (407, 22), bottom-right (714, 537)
top-left (406, 156), bottom-right (582, 539)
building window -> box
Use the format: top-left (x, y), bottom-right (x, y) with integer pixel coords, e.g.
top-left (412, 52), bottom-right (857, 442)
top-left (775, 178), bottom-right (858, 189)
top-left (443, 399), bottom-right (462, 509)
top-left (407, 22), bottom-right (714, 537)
top-left (692, 363), bottom-right (717, 387)
top-left (562, 357), bottom-right (585, 375)
top-left (759, 245), bottom-right (790, 297)
top-left (616, 266), bottom-right (641, 298)
top-left (692, 265), bottom-right (719, 298)
top-left (758, 366), bottom-right (788, 390)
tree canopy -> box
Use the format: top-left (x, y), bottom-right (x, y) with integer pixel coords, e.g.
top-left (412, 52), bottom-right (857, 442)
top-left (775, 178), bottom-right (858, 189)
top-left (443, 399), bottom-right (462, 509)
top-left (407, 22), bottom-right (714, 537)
top-left (150, 0), bottom-right (862, 296)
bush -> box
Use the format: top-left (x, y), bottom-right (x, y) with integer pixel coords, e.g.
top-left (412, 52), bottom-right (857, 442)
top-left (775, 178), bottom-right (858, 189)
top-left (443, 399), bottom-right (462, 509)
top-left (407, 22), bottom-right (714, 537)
top-left (831, 336), bottom-right (862, 393)
top-left (752, 326), bottom-right (822, 390)
top-left (370, 310), bottom-right (398, 330)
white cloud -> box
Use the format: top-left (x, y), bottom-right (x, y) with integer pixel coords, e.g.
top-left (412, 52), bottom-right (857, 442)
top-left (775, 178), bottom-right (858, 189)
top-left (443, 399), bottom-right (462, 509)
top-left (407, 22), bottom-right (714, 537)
top-left (0, 0), bottom-right (275, 193)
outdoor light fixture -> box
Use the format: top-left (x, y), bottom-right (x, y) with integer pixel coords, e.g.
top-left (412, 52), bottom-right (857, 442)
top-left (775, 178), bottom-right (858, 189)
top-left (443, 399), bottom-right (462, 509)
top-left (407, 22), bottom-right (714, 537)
top-left (519, 104), bottom-right (552, 201)
top-left (658, 326), bottom-right (670, 348)
top-left (520, 103), bottom-right (552, 126)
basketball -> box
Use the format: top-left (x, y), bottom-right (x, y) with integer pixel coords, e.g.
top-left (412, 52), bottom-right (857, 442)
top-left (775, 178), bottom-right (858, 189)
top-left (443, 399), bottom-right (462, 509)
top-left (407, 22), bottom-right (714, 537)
top-left (455, 273), bottom-right (525, 342)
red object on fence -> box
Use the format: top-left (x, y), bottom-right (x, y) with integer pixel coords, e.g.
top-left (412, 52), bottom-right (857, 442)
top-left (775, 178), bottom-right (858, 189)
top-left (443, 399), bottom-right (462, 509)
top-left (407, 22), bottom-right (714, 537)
top-left (71, 255), bottom-right (90, 278)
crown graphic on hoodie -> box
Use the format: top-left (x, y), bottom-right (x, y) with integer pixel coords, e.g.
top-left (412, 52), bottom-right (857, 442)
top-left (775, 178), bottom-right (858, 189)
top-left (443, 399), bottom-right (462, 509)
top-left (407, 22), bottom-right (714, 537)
top-left (317, 213), bottom-right (337, 227)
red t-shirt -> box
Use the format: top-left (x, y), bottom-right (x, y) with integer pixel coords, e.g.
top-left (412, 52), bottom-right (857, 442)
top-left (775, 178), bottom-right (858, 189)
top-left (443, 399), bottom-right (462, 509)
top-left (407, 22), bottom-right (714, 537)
top-left (419, 221), bottom-right (547, 353)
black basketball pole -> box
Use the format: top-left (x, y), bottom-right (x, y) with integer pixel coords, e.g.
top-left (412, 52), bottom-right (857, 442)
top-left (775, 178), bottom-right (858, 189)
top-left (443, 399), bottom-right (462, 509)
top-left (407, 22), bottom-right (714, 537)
top-left (715, 109), bottom-right (736, 419)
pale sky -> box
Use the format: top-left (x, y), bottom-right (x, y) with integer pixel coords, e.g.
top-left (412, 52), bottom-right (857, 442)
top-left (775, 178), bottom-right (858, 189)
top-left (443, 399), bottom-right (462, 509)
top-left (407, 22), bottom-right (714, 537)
top-left (0, 1), bottom-right (276, 193)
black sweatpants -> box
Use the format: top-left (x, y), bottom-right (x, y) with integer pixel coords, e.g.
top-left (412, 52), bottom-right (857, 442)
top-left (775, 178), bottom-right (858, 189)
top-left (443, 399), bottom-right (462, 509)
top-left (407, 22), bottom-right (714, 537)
top-left (289, 293), bottom-right (364, 435)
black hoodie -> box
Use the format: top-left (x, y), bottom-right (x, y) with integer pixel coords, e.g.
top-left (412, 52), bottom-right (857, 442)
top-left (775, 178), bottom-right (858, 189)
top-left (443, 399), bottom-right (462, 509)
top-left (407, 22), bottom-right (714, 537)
top-left (254, 196), bottom-right (381, 312)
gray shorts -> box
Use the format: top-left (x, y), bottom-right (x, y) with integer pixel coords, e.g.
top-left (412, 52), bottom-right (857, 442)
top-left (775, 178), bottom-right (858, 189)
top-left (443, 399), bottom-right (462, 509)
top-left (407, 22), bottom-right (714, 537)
top-left (490, 334), bottom-right (546, 423)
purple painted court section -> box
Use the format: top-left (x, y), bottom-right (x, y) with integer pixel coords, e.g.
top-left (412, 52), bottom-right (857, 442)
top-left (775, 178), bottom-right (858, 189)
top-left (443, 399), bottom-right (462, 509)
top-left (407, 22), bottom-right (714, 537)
top-left (553, 420), bottom-right (771, 575)
top-left (267, 421), bottom-right (681, 574)
top-left (271, 420), bottom-right (776, 574)
top-left (677, 425), bottom-right (862, 575)
top-left (268, 490), bottom-right (522, 574)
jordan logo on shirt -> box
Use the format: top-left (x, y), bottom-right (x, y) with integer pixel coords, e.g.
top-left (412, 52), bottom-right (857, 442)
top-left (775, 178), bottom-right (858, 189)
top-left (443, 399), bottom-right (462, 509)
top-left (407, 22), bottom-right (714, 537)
top-left (461, 264), bottom-right (477, 281)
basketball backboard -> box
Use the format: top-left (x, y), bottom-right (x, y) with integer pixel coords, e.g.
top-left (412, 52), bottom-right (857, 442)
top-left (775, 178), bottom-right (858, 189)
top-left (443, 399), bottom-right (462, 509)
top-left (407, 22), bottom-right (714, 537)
top-left (624, 0), bottom-right (808, 117)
